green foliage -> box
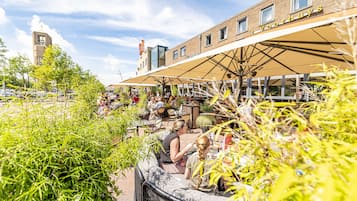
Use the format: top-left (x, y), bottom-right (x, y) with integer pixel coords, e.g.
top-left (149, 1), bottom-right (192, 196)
top-left (196, 114), bottom-right (216, 129)
top-left (0, 38), bottom-right (8, 88)
top-left (175, 96), bottom-right (185, 106)
top-left (151, 86), bottom-right (158, 96)
top-left (309, 67), bottom-right (357, 142)
top-left (0, 99), bottom-right (156, 200)
top-left (119, 92), bottom-right (131, 105)
top-left (73, 76), bottom-right (104, 118)
top-left (171, 85), bottom-right (178, 97)
top-left (207, 70), bottom-right (357, 201)
top-left (8, 54), bottom-right (33, 89)
top-left (200, 100), bottom-right (214, 113)
top-left (31, 45), bottom-right (95, 95)
top-left (0, 38), bottom-right (7, 66)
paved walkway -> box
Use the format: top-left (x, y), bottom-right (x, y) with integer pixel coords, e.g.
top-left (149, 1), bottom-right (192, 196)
top-left (113, 128), bottom-right (203, 201)
top-left (112, 169), bottom-right (135, 201)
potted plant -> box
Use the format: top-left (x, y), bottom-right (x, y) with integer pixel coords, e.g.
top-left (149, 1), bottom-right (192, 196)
top-left (195, 113), bottom-right (216, 133)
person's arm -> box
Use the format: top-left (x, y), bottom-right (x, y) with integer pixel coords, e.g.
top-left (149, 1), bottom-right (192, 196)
top-left (185, 164), bottom-right (191, 179)
top-left (184, 153), bottom-right (192, 179)
top-left (170, 138), bottom-right (193, 163)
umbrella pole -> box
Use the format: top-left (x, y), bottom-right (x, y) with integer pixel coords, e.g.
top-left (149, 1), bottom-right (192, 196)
top-left (237, 75), bottom-right (243, 102)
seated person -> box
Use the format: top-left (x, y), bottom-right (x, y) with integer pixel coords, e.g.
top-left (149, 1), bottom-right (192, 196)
top-left (147, 96), bottom-right (157, 120)
top-left (185, 135), bottom-right (216, 192)
top-left (160, 120), bottom-right (193, 174)
top-left (154, 96), bottom-right (164, 110)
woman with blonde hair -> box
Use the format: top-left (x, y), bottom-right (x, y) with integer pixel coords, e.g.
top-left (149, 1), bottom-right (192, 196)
top-left (160, 120), bottom-right (194, 174)
top-left (185, 134), bottom-right (215, 192)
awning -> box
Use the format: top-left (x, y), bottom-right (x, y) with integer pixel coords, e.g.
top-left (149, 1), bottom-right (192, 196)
top-left (108, 83), bottom-right (157, 87)
top-left (122, 7), bottom-right (356, 84)
top-left (121, 70), bottom-right (213, 85)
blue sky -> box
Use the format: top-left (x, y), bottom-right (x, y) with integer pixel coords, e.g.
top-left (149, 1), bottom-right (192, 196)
top-left (0, 0), bottom-right (261, 86)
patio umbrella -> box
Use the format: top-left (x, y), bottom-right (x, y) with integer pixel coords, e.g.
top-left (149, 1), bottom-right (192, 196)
top-left (121, 71), bottom-right (213, 96)
top-left (148, 8), bottom-right (356, 100)
top-left (121, 69), bottom-right (214, 85)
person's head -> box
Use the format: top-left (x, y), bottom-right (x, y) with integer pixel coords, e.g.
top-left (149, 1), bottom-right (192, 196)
top-left (173, 119), bottom-right (187, 135)
top-left (150, 96), bottom-right (155, 102)
top-left (196, 135), bottom-right (210, 152)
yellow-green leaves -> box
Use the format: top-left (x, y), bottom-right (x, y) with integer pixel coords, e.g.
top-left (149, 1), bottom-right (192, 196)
top-left (269, 166), bottom-right (296, 201)
top-left (206, 68), bottom-right (357, 201)
top-left (223, 88), bottom-right (231, 99)
top-left (210, 94), bottom-right (219, 106)
top-left (192, 161), bottom-right (205, 178)
top-left (0, 99), bottom-right (146, 200)
top-left (346, 163), bottom-right (357, 201)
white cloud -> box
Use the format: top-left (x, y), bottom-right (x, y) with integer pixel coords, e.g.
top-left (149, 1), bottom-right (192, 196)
top-left (97, 71), bottom-right (136, 86)
top-left (102, 54), bottom-right (137, 84)
top-left (92, 54), bottom-right (136, 85)
top-left (0, 7), bottom-right (9, 25)
top-left (145, 38), bottom-right (170, 48)
top-left (88, 36), bottom-right (139, 48)
top-left (30, 15), bottom-right (76, 54)
top-left (2, 0), bottom-right (147, 16)
top-left (102, 54), bottom-right (136, 71)
top-left (76, 54), bottom-right (137, 85)
top-left (103, 4), bottom-right (214, 38)
top-left (8, 29), bottom-right (33, 61)
top-left (3, 0), bottom-right (214, 38)
top-left (88, 35), bottom-right (170, 48)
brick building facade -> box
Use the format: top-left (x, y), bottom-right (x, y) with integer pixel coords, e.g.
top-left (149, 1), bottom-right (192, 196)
top-left (32, 31), bottom-right (52, 65)
top-left (165, 0), bottom-right (354, 66)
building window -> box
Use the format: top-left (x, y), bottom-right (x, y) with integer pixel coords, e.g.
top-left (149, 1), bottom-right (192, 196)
top-left (37, 35), bottom-right (46, 46)
top-left (205, 34), bottom-right (212, 46)
top-left (173, 50), bottom-right (178, 60)
top-left (180, 46), bottom-right (186, 57)
top-left (219, 27), bottom-right (227, 41)
top-left (261, 5), bottom-right (274, 25)
top-left (37, 56), bottom-right (43, 65)
top-left (291, 0), bottom-right (310, 12)
top-left (237, 17), bottom-right (247, 34)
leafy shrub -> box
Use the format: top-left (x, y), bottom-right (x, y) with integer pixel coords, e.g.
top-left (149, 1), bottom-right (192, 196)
top-left (0, 98), bottom-right (157, 200)
top-left (206, 68), bottom-right (357, 201)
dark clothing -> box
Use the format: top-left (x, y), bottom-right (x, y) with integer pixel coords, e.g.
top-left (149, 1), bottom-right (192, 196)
top-left (160, 132), bottom-right (180, 163)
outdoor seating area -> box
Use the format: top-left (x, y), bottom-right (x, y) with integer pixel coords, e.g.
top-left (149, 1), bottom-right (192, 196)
top-left (134, 129), bottom-right (228, 201)
top-left (2, 1), bottom-right (357, 201)
top-left (110, 4), bottom-right (357, 200)
top-left (126, 92), bottom-right (243, 200)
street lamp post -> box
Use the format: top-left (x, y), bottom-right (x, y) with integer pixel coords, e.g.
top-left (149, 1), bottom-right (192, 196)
top-left (117, 70), bottom-right (123, 81)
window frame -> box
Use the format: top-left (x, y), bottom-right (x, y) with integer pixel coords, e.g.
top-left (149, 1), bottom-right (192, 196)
top-left (237, 17), bottom-right (248, 34)
top-left (37, 56), bottom-right (43, 65)
top-left (180, 46), bottom-right (186, 57)
top-left (173, 50), bottom-right (178, 60)
top-left (219, 26), bottom-right (228, 41)
top-left (291, 0), bottom-right (311, 13)
top-left (260, 4), bottom-right (274, 25)
top-left (205, 34), bottom-right (212, 46)
top-left (37, 35), bottom-right (46, 46)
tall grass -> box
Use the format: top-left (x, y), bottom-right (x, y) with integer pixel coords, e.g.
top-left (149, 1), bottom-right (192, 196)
top-left (0, 96), bottom-right (156, 200)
